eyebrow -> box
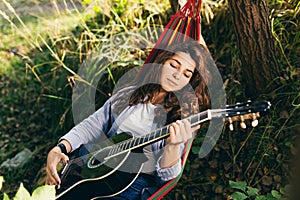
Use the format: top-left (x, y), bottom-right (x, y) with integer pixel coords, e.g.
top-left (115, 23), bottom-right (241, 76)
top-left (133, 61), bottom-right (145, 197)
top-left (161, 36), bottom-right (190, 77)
top-left (170, 58), bottom-right (194, 74)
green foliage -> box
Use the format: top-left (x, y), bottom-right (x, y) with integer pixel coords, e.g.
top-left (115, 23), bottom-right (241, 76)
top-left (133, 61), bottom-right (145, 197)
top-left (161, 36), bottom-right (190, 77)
top-left (0, 0), bottom-right (299, 199)
top-left (0, 176), bottom-right (55, 200)
top-left (229, 180), bottom-right (290, 200)
top-left (0, 0), bottom-right (169, 195)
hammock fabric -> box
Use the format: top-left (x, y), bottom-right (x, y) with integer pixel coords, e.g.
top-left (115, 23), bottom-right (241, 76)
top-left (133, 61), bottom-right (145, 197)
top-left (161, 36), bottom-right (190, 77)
top-left (136, 0), bottom-right (203, 79)
top-left (137, 0), bottom-right (203, 199)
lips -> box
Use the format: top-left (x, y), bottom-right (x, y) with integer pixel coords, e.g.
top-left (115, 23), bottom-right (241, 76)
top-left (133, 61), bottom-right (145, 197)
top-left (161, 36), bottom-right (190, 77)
top-left (167, 78), bottom-right (177, 86)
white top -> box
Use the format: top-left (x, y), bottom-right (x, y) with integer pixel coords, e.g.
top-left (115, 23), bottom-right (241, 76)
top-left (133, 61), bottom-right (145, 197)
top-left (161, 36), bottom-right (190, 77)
top-left (117, 103), bottom-right (158, 174)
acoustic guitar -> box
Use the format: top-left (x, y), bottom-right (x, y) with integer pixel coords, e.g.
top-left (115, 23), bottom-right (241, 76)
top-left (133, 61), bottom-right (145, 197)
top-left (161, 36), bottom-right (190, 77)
top-left (55, 100), bottom-right (271, 200)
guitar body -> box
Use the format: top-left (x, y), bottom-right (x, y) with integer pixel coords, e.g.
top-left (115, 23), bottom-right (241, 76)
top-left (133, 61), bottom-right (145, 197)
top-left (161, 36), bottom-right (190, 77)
top-left (56, 133), bottom-right (147, 200)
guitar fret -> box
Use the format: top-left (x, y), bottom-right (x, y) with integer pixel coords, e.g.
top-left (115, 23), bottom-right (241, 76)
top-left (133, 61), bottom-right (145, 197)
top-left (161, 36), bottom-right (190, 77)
top-left (130, 138), bottom-right (136, 148)
top-left (159, 128), bottom-right (162, 136)
top-left (114, 145), bottom-right (121, 154)
top-left (118, 142), bottom-right (125, 152)
top-left (110, 145), bottom-right (117, 155)
top-left (131, 138), bottom-right (135, 147)
top-left (116, 144), bottom-right (122, 154)
top-left (124, 141), bottom-right (128, 150)
top-left (147, 133), bottom-right (151, 143)
top-left (133, 138), bottom-right (138, 147)
top-left (134, 137), bottom-right (138, 146)
top-left (108, 147), bottom-right (114, 157)
top-left (137, 137), bottom-right (141, 146)
top-left (162, 127), bottom-right (167, 136)
top-left (150, 130), bottom-right (156, 142)
top-left (141, 136), bottom-right (145, 144)
top-left (148, 133), bottom-right (154, 143)
top-left (129, 139), bottom-right (134, 149)
top-left (154, 128), bottom-right (161, 138)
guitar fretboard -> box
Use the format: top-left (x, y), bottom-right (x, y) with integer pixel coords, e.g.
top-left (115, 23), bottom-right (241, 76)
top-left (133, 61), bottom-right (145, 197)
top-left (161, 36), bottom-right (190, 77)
top-left (106, 110), bottom-right (211, 159)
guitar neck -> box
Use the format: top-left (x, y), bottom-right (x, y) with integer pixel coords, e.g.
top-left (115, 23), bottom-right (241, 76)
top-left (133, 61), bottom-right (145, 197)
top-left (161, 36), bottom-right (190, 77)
top-left (101, 100), bottom-right (271, 161)
top-left (106, 110), bottom-right (212, 159)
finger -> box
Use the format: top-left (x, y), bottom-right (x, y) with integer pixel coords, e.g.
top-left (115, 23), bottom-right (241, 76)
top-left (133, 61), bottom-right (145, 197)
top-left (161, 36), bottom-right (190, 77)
top-left (176, 120), bottom-right (188, 141)
top-left (168, 125), bottom-right (175, 143)
top-left (49, 169), bottom-right (61, 187)
top-left (45, 176), bottom-right (51, 185)
top-left (45, 173), bottom-right (57, 186)
top-left (46, 167), bottom-right (57, 182)
top-left (181, 119), bottom-right (192, 132)
top-left (60, 154), bottom-right (69, 164)
top-left (52, 171), bottom-right (61, 189)
top-left (191, 124), bottom-right (201, 132)
top-left (172, 122), bottom-right (180, 139)
top-left (178, 120), bottom-right (194, 142)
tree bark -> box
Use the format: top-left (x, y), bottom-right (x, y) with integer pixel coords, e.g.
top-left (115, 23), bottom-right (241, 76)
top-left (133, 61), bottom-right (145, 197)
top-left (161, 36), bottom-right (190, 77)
top-left (228, 0), bottom-right (281, 97)
top-left (169, 0), bottom-right (180, 13)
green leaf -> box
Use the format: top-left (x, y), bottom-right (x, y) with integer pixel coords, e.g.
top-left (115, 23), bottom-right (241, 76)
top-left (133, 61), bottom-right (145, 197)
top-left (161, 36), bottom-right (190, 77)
top-left (280, 184), bottom-right (291, 196)
top-left (14, 183), bottom-right (31, 200)
top-left (31, 185), bottom-right (56, 200)
top-left (3, 193), bottom-right (10, 200)
top-left (231, 191), bottom-right (248, 200)
top-left (266, 193), bottom-right (277, 199)
top-left (93, 5), bottom-right (101, 13)
top-left (32, 185), bottom-right (55, 200)
top-left (192, 146), bottom-right (200, 155)
top-left (255, 195), bottom-right (267, 200)
top-left (229, 180), bottom-right (247, 192)
top-left (0, 176), bottom-right (4, 190)
top-left (82, 0), bottom-right (91, 6)
top-left (271, 190), bottom-right (282, 199)
top-left (247, 186), bottom-right (259, 196)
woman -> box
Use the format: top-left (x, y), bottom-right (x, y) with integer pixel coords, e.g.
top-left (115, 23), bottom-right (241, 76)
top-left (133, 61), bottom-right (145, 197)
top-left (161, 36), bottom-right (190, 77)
top-left (45, 41), bottom-right (211, 199)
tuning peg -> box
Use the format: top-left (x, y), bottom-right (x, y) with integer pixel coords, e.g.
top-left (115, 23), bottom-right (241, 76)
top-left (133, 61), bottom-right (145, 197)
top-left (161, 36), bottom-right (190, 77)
top-left (240, 115), bottom-right (246, 129)
top-left (251, 113), bottom-right (259, 127)
top-left (228, 117), bottom-right (234, 131)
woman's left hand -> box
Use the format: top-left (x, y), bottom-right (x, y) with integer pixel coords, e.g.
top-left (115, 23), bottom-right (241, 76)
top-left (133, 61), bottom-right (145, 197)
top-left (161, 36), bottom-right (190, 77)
top-left (167, 119), bottom-right (200, 145)
top-left (160, 119), bottom-right (200, 168)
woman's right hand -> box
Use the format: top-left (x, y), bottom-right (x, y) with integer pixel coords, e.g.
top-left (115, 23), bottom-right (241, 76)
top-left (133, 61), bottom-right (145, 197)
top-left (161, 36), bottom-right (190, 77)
top-left (45, 146), bottom-right (69, 189)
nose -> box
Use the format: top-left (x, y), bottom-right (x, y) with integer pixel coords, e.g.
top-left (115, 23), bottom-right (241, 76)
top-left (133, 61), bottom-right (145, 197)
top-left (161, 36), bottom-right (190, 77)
top-left (172, 72), bottom-right (180, 80)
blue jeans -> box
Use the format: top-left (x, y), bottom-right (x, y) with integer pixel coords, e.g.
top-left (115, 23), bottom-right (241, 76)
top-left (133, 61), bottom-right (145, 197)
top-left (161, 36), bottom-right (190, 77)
top-left (103, 175), bottom-right (158, 200)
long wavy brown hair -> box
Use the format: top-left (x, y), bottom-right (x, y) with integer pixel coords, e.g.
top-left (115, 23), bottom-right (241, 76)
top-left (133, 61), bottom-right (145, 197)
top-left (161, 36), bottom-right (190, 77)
top-left (112, 41), bottom-right (213, 125)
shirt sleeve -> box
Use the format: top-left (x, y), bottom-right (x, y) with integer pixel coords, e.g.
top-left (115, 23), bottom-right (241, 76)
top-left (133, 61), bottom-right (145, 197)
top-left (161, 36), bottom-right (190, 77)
top-left (59, 96), bottom-right (113, 152)
top-left (155, 142), bottom-right (185, 182)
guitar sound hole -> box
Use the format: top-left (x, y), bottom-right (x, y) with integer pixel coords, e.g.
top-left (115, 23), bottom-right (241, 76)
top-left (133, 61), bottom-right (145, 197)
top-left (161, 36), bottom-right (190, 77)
top-left (91, 157), bottom-right (104, 166)
top-left (91, 158), bottom-right (101, 165)
top-left (88, 155), bottom-right (107, 169)
top-left (87, 148), bottom-right (111, 169)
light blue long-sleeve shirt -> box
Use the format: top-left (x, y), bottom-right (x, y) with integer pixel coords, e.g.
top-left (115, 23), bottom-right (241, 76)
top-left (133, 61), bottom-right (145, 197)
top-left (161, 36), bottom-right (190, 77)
top-left (60, 89), bottom-right (186, 183)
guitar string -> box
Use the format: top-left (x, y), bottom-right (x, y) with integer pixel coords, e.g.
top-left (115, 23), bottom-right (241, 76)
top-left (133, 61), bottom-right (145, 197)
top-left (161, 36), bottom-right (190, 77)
top-left (60, 106), bottom-right (257, 172)
top-left (63, 109), bottom-right (213, 169)
top-left (58, 101), bottom-right (270, 177)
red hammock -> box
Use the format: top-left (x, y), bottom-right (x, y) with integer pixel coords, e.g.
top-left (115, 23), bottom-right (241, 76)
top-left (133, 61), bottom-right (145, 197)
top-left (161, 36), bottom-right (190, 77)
top-left (140, 0), bottom-right (203, 199)
top-left (136, 0), bottom-right (203, 79)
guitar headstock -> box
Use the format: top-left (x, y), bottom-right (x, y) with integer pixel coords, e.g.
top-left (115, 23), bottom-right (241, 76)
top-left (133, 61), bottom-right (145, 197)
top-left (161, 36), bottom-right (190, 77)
top-left (215, 100), bottom-right (271, 131)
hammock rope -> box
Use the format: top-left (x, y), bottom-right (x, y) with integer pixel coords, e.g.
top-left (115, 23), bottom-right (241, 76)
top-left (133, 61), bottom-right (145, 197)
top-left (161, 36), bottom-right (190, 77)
top-left (142, 0), bottom-right (203, 199)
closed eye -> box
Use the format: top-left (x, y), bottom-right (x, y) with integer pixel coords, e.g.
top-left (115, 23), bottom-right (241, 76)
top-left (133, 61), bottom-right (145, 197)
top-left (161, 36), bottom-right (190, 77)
top-left (170, 63), bottom-right (177, 69)
top-left (184, 73), bottom-right (192, 78)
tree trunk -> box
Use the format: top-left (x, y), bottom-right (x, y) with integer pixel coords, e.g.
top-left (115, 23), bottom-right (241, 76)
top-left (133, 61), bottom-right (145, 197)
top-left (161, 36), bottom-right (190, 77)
top-left (169, 0), bottom-right (179, 13)
top-left (228, 0), bottom-right (281, 97)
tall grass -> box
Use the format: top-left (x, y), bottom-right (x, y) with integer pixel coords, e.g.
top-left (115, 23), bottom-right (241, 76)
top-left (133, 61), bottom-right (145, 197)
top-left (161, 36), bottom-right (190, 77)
top-left (0, 0), bottom-right (172, 195)
top-left (0, 0), bottom-right (299, 198)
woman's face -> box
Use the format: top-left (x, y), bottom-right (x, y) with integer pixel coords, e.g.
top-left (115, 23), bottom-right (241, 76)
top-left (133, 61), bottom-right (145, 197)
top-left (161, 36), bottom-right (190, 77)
top-left (160, 51), bottom-right (196, 92)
